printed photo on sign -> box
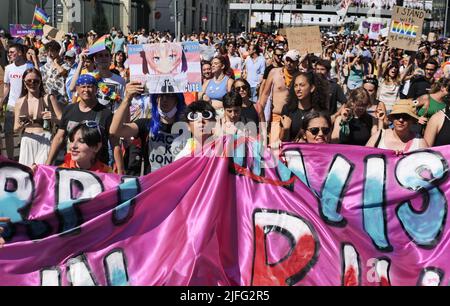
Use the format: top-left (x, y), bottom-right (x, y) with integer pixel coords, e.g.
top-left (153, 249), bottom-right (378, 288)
top-left (128, 42), bottom-right (201, 94)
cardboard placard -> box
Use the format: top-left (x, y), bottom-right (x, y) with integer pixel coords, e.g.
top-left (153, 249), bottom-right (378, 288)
top-left (286, 26), bottom-right (322, 55)
top-left (387, 6), bottom-right (425, 51)
top-left (43, 25), bottom-right (65, 41)
top-left (278, 28), bottom-right (286, 36)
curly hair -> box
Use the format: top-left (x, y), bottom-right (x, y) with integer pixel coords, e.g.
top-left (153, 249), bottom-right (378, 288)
top-left (285, 71), bottom-right (329, 113)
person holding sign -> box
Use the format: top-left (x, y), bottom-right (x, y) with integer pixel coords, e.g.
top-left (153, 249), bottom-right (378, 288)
top-left (110, 82), bottom-right (187, 174)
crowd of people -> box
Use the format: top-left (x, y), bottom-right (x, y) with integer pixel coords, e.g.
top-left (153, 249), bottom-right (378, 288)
top-left (0, 24), bottom-right (449, 185)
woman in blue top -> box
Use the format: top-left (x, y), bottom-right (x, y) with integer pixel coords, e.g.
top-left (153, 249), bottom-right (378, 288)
top-left (347, 53), bottom-right (364, 90)
top-left (200, 55), bottom-right (234, 116)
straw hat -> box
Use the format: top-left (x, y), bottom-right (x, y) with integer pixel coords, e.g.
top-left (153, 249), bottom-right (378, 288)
top-left (388, 99), bottom-right (419, 121)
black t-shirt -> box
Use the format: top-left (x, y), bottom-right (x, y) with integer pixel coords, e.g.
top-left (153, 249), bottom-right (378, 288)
top-left (58, 102), bottom-right (113, 164)
top-left (134, 118), bottom-right (188, 173)
top-left (341, 115), bottom-right (373, 146)
top-left (281, 105), bottom-right (313, 141)
top-left (328, 80), bottom-right (347, 114)
top-left (241, 104), bottom-right (259, 125)
top-left (407, 76), bottom-right (432, 99)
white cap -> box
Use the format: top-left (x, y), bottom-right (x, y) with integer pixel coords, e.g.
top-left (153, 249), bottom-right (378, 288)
top-left (283, 50), bottom-right (300, 62)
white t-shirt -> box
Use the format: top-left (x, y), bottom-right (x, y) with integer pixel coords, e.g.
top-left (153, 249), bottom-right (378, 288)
top-left (97, 73), bottom-right (126, 112)
top-left (4, 62), bottom-right (34, 109)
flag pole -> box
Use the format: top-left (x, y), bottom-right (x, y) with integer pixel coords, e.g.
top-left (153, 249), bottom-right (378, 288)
top-left (32, 5), bottom-right (37, 26)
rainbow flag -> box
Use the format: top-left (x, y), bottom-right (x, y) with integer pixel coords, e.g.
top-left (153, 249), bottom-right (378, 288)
top-left (233, 69), bottom-right (242, 80)
top-left (88, 34), bottom-right (109, 55)
top-left (390, 21), bottom-right (419, 38)
top-left (33, 7), bottom-right (49, 25)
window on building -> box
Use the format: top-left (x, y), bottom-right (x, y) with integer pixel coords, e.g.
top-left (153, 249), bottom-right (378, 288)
top-left (311, 17), bottom-right (314, 21)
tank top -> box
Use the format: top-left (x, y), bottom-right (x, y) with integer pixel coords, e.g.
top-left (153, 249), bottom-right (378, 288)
top-left (377, 78), bottom-right (400, 111)
top-left (377, 129), bottom-right (422, 152)
top-left (205, 76), bottom-right (229, 101)
top-left (418, 95), bottom-right (446, 118)
top-left (434, 108), bottom-right (450, 146)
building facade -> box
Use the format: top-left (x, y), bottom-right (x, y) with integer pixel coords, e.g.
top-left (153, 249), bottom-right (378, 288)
top-left (150, 0), bottom-right (229, 34)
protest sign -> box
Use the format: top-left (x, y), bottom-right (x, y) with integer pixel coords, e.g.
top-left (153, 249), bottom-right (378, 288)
top-left (43, 25), bottom-right (65, 41)
top-left (388, 6), bottom-right (425, 51)
top-left (0, 137), bottom-right (450, 285)
top-left (286, 26), bottom-right (322, 55)
top-left (9, 24), bottom-right (43, 37)
top-left (128, 42), bottom-right (202, 94)
top-left (368, 23), bottom-right (383, 40)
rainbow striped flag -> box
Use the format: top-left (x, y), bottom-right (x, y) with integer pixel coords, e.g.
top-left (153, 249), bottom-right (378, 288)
top-left (233, 69), bottom-right (242, 79)
top-left (33, 7), bottom-right (49, 25)
top-left (88, 34), bottom-right (109, 55)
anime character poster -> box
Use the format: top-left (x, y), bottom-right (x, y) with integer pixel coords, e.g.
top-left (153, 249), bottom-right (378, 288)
top-left (128, 42), bottom-right (202, 94)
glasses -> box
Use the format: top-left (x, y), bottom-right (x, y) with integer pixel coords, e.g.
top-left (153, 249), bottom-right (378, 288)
top-left (274, 52), bottom-right (284, 57)
top-left (187, 110), bottom-right (214, 121)
top-left (391, 114), bottom-right (411, 121)
top-left (307, 127), bottom-right (331, 136)
top-left (25, 79), bottom-right (40, 85)
top-left (234, 85), bottom-right (247, 92)
top-left (78, 120), bottom-right (102, 136)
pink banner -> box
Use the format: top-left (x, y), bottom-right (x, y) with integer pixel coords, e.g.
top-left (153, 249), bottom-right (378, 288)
top-left (0, 138), bottom-right (449, 286)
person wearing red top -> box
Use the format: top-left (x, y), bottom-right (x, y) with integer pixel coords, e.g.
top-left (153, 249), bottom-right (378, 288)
top-left (59, 120), bottom-right (113, 173)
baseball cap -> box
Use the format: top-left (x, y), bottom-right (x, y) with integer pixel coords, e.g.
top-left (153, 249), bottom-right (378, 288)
top-left (284, 50), bottom-right (300, 62)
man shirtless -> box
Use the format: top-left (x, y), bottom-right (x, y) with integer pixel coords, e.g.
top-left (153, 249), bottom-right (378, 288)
top-left (257, 50), bottom-right (300, 146)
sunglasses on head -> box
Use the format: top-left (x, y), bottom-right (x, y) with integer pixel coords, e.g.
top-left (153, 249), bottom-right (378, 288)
top-left (307, 127), bottom-right (330, 136)
top-left (77, 120), bottom-right (102, 136)
top-left (187, 110), bottom-right (214, 121)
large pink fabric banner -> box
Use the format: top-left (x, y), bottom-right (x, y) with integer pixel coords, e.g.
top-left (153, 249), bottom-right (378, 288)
top-left (0, 138), bottom-right (449, 286)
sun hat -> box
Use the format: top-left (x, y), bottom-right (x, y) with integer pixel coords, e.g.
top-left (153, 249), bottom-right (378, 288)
top-left (387, 99), bottom-right (419, 121)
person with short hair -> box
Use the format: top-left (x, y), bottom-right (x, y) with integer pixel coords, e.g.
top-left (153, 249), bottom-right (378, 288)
top-left (40, 40), bottom-right (70, 105)
top-left (45, 74), bottom-right (122, 173)
top-left (315, 58), bottom-right (347, 116)
top-left (243, 44), bottom-right (265, 101)
top-left (407, 59), bottom-right (438, 100)
top-left (175, 100), bottom-right (218, 160)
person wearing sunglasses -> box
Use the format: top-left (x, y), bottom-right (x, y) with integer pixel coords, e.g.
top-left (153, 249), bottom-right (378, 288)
top-left (233, 78), bottom-right (259, 126)
top-left (46, 74), bottom-right (123, 174)
top-left (13, 68), bottom-right (62, 166)
top-left (59, 120), bottom-right (112, 173)
top-left (175, 100), bottom-right (217, 161)
top-left (110, 82), bottom-right (187, 174)
top-left (366, 100), bottom-right (428, 153)
top-left (300, 111), bottom-right (332, 144)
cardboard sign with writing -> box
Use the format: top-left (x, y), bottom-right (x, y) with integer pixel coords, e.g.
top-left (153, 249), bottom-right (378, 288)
top-left (387, 6), bottom-right (425, 51)
top-left (286, 26), bottom-right (322, 55)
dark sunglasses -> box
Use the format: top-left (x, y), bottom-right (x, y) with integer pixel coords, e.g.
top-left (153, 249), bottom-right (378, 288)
top-left (307, 127), bottom-right (331, 136)
top-left (234, 85), bottom-right (248, 92)
top-left (187, 110), bottom-right (214, 121)
top-left (274, 52), bottom-right (285, 57)
top-left (25, 79), bottom-right (40, 85)
top-left (390, 113), bottom-right (412, 121)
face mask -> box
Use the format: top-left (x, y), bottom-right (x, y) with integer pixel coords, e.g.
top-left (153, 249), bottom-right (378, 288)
top-left (158, 105), bottom-right (177, 119)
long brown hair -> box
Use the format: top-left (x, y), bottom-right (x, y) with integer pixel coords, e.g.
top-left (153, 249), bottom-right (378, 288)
top-left (429, 77), bottom-right (450, 94)
top-left (20, 68), bottom-right (45, 98)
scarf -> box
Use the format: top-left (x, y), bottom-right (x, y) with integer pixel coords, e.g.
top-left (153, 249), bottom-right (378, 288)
top-left (283, 68), bottom-right (294, 88)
